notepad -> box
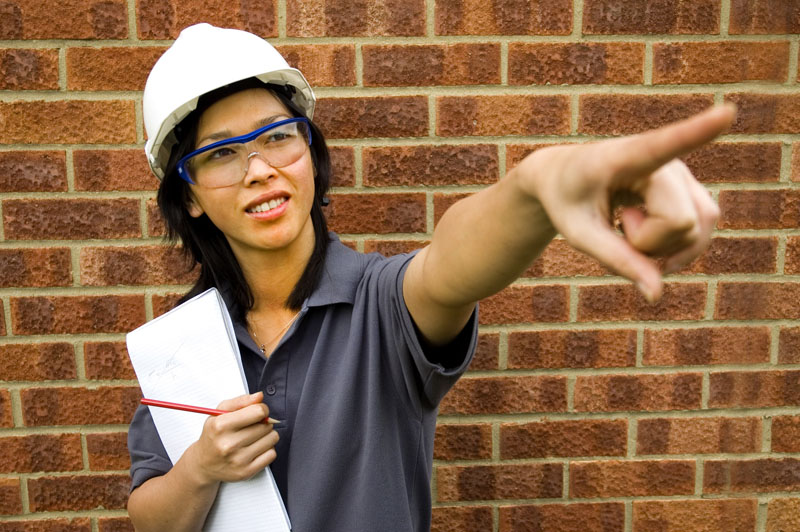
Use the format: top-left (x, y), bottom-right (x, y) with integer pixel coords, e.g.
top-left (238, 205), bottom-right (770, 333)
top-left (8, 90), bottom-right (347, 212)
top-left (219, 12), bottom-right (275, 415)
top-left (126, 288), bottom-right (291, 531)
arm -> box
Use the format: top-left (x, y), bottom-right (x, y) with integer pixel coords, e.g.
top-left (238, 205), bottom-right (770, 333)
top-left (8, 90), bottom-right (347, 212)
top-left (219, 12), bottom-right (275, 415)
top-left (127, 392), bottom-right (279, 532)
top-left (403, 104), bottom-right (736, 346)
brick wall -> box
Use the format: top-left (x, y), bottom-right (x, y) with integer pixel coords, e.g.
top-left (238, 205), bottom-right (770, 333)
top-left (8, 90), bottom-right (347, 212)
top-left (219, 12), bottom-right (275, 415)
top-left (0, 0), bottom-right (797, 531)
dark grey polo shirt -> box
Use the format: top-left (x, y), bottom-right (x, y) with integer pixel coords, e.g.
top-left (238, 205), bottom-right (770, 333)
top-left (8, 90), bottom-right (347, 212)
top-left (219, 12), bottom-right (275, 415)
top-left (128, 235), bottom-right (477, 532)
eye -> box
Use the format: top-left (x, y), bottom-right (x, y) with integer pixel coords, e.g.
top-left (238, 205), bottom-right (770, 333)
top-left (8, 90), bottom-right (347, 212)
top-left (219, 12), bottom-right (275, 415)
top-left (206, 146), bottom-right (237, 160)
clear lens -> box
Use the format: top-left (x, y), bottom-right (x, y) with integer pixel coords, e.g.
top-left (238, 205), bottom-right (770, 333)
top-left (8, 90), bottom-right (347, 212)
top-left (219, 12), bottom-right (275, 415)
top-left (187, 120), bottom-right (310, 188)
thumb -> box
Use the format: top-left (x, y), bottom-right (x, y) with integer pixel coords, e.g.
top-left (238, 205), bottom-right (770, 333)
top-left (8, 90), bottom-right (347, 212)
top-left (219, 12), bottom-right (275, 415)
top-left (217, 391), bottom-right (264, 412)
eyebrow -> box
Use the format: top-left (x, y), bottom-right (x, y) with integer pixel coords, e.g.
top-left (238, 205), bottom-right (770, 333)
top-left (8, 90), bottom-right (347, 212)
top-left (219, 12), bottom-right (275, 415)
top-left (195, 114), bottom-right (290, 147)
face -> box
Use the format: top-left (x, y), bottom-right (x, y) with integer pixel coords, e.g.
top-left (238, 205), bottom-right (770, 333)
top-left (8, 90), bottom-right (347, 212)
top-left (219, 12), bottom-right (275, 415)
top-left (186, 88), bottom-right (316, 262)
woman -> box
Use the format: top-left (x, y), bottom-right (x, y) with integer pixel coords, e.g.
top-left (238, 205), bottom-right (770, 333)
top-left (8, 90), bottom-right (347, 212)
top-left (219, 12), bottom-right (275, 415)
top-left (127, 23), bottom-right (733, 532)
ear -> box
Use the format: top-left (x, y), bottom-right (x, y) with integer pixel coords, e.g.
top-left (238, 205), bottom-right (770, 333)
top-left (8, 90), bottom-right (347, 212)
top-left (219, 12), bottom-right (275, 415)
top-left (186, 193), bottom-right (204, 218)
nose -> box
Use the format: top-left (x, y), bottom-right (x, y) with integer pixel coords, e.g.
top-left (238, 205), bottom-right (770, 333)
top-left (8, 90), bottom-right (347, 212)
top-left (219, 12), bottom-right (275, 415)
top-left (242, 151), bottom-right (278, 185)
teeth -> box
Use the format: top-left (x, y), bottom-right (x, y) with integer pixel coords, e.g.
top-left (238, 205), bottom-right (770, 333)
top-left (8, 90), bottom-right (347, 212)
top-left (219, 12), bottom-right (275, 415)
top-left (248, 197), bottom-right (286, 213)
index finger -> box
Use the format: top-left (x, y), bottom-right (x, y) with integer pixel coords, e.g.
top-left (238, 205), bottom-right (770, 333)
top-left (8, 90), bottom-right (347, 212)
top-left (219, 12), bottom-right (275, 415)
top-left (608, 103), bottom-right (737, 183)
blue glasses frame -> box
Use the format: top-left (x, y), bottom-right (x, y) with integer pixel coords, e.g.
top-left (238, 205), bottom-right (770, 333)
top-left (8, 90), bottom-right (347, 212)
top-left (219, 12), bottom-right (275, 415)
top-left (176, 117), bottom-right (313, 185)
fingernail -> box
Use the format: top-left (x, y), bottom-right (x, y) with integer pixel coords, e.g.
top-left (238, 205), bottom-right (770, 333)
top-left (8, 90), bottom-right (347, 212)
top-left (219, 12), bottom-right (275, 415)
top-left (636, 281), bottom-right (656, 304)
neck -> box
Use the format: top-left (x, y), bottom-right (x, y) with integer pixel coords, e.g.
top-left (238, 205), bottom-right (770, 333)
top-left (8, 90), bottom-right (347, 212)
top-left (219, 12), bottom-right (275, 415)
top-left (231, 219), bottom-right (315, 313)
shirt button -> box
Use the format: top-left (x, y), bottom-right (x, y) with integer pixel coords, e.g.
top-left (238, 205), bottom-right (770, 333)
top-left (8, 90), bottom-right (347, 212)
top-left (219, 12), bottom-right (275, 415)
top-left (265, 384), bottom-right (277, 396)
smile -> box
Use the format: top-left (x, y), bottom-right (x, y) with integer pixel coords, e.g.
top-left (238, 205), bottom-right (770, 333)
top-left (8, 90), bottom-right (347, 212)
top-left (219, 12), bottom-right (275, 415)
top-left (247, 197), bottom-right (287, 213)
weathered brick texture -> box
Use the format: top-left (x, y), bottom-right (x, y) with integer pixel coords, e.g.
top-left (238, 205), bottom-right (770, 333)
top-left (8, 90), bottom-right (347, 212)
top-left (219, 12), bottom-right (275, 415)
top-left (0, 1), bottom-right (796, 529)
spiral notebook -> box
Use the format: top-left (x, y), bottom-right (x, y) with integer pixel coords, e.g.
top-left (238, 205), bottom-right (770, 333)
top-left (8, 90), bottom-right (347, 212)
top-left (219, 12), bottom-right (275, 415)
top-left (126, 287), bottom-right (291, 531)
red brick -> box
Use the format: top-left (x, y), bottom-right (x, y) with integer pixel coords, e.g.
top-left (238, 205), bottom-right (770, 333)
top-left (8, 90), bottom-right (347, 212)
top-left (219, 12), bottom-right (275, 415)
top-left (704, 458), bottom-right (800, 494)
top-left (437, 463), bottom-right (562, 501)
top-left (578, 283), bottom-right (706, 322)
top-left (583, 0), bottom-right (720, 34)
top-left (0, 151), bottom-right (67, 193)
top-left (435, 0), bottom-right (572, 35)
top-left (726, 93), bottom-right (800, 134)
top-left (67, 47), bottom-right (165, 91)
top-left (0, 390), bottom-right (11, 428)
top-left (27, 474), bottom-right (129, 511)
top-left (773, 416), bottom-right (800, 453)
top-left (574, 373), bottom-right (702, 412)
top-left (499, 503), bottom-right (625, 532)
top-left (0, 248), bottom-right (72, 288)
top-left (97, 517), bottom-right (134, 532)
top-left (794, 143), bottom-right (800, 180)
top-left (678, 237), bottom-right (777, 275)
top-left (0, 49), bottom-right (59, 90)
top-left (501, 419), bottom-right (627, 459)
top-left (780, 327), bottom-right (800, 364)
top-left (0, 518), bottom-right (92, 532)
top-left (11, 295), bottom-right (145, 335)
top-left (21, 386), bottom-right (140, 426)
top-left (431, 506), bottom-right (492, 532)
top-left (152, 293), bottom-right (184, 317)
top-left (86, 432), bottom-right (130, 471)
top-left (716, 282), bottom-right (800, 320)
top-left (364, 44), bottom-right (500, 86)
top-left (0, 303), bottom-right (5, 336)
top-left (480, 285), bottom-right (569, 325)
top-left (471, 333), bottom-right (499, 371)
top-left (709, 370), bottom-right (800, 408)
top-left (637, 417), bottom-right (761, 455)
top-left (146, 198), bottom-right (165, 237)
top-left (730, 0), bottom-right (800, 34)
top-left (0, 100), bottom-right (136, 144)
top-left (579, 94), bottom-right (714, 135)
top-left (84, 341), bottom-right (135, 380)
top-left (433, 192), bottom-right (471, 226)
top-left (438, 95), bottom-right (570, 137)
top-left (654, 42), bottom-right (789, 84)
top-left (767, 498), bottom-right (800, 532)
top-left (0, 434), bottom-right (82, 473)
top-left (571, 460), bottom-right (694, 498)
top-left (328, 146), bottom-right (355, 187)
top-left (80, 245), bottom-right (197, 286)
top-left (440, 376), bottom-right (567, 415)
top-left (683, 142), bottom-right (782, 183)
top-left (507, 143), bottom-right (558, 170)
top-left (287, 0), bottom-right (425, 37)
top-left (3, 199), bottom-right (141, 240)
top-left (509, 42), bottom-right (643, 85)
top-left (523, 239), bottom-right (609, 278)
top-left (633, 499), bottom-right (757, 532)
top-left (0, 343), bottom-right (76, 381)
top-left (718, 190), bottom-right (800, 230)
top-left (364, 145), bottom-right (498, 186)
top-left (0, 0), bottom-right (127, 39)
top-left (138, 0), bottom-right (276, 39)
top-left (0, 478), bottom-right (22, 515)
top-left (508, 329), bottom-right (636, 369)
top-left (73, 149), bottom-right (158, 191)
top-left (644, 327), bottom-right (770, 366)
top-left (327, 193), bottom-right (426, 234)
top-left (363, 239), bottom-right (428, 257)
top-left (434, 424), bottom-right (492, 460)
top-left (315, 96), bottom-right (428, 139)
top-left (784, 237), bottom-right (800, 276)
top-left (276, 44), bottom-right (355, 87)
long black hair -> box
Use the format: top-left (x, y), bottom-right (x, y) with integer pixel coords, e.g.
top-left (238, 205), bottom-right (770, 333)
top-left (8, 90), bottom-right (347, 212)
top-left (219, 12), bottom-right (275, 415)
top-left (156, 78), bottom-right (331, 322)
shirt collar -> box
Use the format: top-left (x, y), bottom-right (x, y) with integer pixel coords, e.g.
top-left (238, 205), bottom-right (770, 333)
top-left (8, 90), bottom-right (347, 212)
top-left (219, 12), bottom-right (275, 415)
top-left (304, 233), bottom-right (362, 308)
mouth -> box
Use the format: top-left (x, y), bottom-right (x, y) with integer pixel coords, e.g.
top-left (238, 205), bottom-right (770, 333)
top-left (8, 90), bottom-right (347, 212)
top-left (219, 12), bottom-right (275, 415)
top-left (246, 196), bottom-right (287, 214)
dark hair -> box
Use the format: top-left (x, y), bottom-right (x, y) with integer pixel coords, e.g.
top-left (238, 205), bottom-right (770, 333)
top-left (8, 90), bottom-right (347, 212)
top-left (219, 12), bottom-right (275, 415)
top-left (157, 79), bottom-right (331, 321)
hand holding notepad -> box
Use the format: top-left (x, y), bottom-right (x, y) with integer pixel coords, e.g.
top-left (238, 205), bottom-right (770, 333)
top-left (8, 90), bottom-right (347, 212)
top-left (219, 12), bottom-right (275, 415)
top-left (126, 288), bottom-right (291, 532)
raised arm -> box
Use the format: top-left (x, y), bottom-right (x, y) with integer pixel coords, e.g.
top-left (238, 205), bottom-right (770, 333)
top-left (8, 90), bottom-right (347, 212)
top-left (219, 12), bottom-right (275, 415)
top-left (403, 104), bottom-right (737, 346)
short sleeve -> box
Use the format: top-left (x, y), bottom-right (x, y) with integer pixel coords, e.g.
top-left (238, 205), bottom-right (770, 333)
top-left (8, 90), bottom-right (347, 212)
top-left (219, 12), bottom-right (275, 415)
top-left (128, 403), bottom-right (173, 492)
top-left (363, 251), bottom-right (478, 410)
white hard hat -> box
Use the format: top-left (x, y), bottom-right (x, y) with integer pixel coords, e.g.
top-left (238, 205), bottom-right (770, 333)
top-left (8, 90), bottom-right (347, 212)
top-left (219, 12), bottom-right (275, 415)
top-left (143, 23), bottom-right (315, 180)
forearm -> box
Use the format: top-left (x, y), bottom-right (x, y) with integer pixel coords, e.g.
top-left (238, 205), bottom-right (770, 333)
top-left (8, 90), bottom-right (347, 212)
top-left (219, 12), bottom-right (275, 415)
top-left (422, 162), bottom-right (556, 307)
top-left (127, 444), bottom-right (220, 532)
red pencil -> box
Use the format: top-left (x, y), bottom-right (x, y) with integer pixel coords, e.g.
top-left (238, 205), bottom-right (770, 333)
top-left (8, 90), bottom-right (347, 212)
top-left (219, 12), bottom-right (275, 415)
top-left (141, 398), bottom-right (281, 425)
